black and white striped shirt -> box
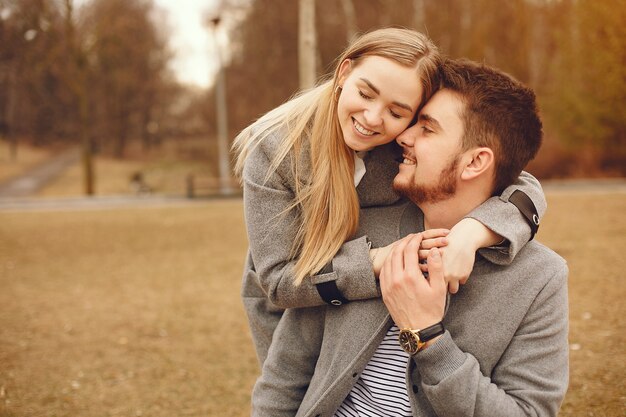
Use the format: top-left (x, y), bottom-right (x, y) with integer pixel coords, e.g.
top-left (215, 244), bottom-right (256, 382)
top-left (334, 324), bottom-right (412, 417)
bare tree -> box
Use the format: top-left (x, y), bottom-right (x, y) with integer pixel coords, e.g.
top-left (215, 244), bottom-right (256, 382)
top-left (413, 0), bottom-right (425, 31)
top-left (62, 0), bottom-right (94, 195)
top-left (339, 0), bottom-right (357, 42)
top-left (298, 0), bottom-right (317, 89)
top-left (208, 16), bottom-right (233, 194)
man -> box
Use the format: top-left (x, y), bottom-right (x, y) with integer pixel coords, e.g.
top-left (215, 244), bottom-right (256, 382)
top-left (252, 59), bottom-right (569, 417)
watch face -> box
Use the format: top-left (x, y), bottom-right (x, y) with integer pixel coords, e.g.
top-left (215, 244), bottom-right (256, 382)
top-left (399, 330), bottom-right (419, 354)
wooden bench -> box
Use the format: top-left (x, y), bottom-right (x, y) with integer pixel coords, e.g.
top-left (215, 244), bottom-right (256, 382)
top-left (185, 174), bottom-right (241, 198)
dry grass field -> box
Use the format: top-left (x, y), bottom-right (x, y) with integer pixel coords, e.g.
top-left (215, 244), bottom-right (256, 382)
top-left (0, 192), bottom-right (624, 417)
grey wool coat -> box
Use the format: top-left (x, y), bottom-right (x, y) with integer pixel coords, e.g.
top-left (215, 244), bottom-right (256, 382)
top-left (241, 132), bottom-right (548, 366)
top-left (252, 201), bottom-right (569, 417)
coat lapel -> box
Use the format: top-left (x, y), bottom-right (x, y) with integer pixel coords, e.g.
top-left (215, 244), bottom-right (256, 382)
top-left (357, 142), bottom-right (403, 207)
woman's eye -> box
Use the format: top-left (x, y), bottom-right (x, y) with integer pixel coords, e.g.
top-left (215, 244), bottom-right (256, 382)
top-left (358, 90), bottom-right (372, 100)
top-left (421, 126), bottom-right (433, 134)
top-left (390, 109), bottom-right (402, 119)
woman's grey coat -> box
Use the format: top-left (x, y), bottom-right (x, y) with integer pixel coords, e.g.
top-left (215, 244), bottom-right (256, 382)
top-left (241, 133), bottom-right (548, 365)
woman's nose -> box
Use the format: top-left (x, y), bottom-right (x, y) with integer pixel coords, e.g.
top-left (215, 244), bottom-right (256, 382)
top-left (363, 106), bottom-right (383, 127)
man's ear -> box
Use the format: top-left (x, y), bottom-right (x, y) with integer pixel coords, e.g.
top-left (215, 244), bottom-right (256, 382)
top-left (460, 147), bottom-right (494, 180)
top-left (337, 59), bottom-right (353, 86)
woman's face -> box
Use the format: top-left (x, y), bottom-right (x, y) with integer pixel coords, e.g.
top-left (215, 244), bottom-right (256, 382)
top-left (336, 56), bottom-right (423, 152)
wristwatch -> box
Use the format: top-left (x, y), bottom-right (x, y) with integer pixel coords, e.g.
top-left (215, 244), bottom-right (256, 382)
top-left (398, 322), bottom-right (445, 355)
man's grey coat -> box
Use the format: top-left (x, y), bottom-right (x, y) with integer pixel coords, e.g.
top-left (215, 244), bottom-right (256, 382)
top-left (252, 201), bottom-right (569, 417)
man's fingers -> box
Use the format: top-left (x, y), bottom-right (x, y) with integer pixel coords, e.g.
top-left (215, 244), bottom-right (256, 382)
top-left (403, 234), bottom-right (422, 277)
top-left (391, 236), bottom-right (411, 277)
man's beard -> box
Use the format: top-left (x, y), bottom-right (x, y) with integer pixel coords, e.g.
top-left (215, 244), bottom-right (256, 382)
top-left (393, 155), bottom-right (460, 205)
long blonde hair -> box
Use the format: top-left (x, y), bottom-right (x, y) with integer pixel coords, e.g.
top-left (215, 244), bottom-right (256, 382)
top-left (233, 28), bottom-right (441, 285)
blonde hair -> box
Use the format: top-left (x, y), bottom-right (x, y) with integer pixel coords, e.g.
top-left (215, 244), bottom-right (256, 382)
top-left (233, 28), bottom-right (441, 285)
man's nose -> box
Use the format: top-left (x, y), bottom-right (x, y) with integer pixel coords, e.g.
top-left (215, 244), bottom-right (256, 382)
top-left (397, 125), bottom-right (418, 147)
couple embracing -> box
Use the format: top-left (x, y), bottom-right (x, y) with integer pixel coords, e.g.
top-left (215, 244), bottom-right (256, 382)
top-left (235, 28), bottom-right (568, 417)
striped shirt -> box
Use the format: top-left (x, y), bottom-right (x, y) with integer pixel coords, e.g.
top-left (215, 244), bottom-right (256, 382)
top-left (334, 324), bottom-right (412, 417)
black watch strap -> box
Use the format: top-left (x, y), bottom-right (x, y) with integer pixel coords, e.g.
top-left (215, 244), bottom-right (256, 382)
top-left (418, 322), bottom-right (445, 342)
top-left (315, 261), bottom-right (349, 306)
top-left (509, 190), bottom-right (540, 240)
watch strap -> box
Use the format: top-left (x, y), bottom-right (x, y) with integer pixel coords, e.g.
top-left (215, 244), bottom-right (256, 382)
top-left (417, 322), bottom-right (445, 342)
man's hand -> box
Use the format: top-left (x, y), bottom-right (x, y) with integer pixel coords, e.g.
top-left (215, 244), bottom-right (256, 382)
top-left (380, 234), bottom-right (447, 331)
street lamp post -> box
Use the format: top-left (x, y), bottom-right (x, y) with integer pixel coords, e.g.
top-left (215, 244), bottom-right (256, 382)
top-left (210, 16), bottom-right (233, 195)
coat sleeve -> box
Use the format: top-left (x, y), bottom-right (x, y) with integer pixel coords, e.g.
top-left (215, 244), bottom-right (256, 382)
top-left (466, 171), bottom-right (547, 265)
top-left (413, 262), bottom-right (569, 417)
top-left (251, 306), bottom-right (325, 417)
top-left (242, 138), bottom-right (379, 309)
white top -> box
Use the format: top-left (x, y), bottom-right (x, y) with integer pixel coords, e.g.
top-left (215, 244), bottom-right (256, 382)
top-left (354, 151), bottom-right (368, 187)
top-left (334, 324), bottom-right (412, 417)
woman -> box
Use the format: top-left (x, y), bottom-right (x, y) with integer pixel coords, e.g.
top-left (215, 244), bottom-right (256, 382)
top-left (233, 28), bottom-right (545, 364)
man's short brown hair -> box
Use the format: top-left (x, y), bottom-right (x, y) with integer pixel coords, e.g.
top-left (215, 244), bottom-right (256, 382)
top-left (440, 59), bottom-right (542, 195)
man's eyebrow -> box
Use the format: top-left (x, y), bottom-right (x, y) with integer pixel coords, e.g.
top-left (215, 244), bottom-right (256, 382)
top-left (359, 77), bottom-right (414, 113)
top-left (418, 113), bottom-right (442, 130)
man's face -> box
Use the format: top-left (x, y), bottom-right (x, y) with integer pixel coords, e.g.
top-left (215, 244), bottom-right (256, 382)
top-left (393, 89), bottom-right (465, 205)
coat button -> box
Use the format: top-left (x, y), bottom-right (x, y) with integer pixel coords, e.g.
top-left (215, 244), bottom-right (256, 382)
top-left (331, 299), bottom-right (342, 306)
top-left (412, 384), bottom-right (419, 393)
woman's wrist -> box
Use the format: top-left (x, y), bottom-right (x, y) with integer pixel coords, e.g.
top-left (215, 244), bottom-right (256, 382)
top-left (452, 218), bottom-right (503, 251)
top-left (370, 245), bottom-right (394, 277)
top-left (370, 248), bottom-right (382, 276)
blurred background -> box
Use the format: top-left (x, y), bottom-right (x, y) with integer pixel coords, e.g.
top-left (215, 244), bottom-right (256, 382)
top-left (0, 0), bottom-right (624, 416)
top-left (0, 0), bottom-right (624, 198)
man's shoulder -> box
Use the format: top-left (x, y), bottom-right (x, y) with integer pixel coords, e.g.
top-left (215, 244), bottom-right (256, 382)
top-left (475, 240), bottom-right (567, 294)
top-left (520, 240), bottom-right (567, 266)
top-left (510, 240), bottom-right (569, 283)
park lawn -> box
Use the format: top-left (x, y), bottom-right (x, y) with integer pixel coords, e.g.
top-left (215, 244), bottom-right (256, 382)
top-left (0, 192), bottom-right (625, 416)
top-left (0, 200), bottom-right (257, 417)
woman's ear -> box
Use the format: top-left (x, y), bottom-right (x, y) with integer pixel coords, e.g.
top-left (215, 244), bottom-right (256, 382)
top-left (460, 147), bottom-right (494, 180)
top-left (337, 59), bottom-right (352, 86)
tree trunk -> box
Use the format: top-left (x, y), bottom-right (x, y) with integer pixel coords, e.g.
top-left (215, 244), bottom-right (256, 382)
top-left (413, 0), bottom-right (425, 31)
top-left (6, 63), bottom-right (19, 162)
top-left (528, 1), bottom-right (544, 89)
top-left (299, 0), bottom-right (317, 89)
top-left (339, 0), bottom-right (357, 43)
top-left (65, 0), bottom-right (95, 195)
top-left (459, 0), bottom-right (472, 56)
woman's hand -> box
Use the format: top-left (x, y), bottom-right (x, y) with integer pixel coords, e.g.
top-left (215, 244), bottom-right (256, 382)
top-left (419, 218), bottom-right (503, 293)
top-left (372, 229), bottom-right (449, 277)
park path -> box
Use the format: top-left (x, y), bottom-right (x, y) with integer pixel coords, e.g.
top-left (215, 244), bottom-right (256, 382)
top-left (0, 147), bottom-right (80, 198)
top-left (0, 148), bottom-right (623, 212)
